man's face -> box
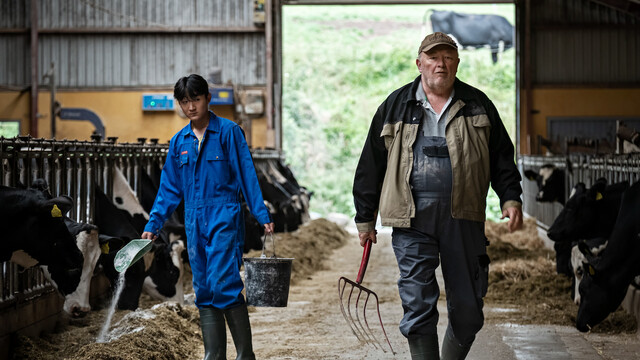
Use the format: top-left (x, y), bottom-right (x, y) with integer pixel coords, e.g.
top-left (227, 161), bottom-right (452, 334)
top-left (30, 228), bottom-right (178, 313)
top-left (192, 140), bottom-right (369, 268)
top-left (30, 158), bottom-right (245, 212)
top-left (178, 93), bottom-right (212, 122)
top-left (416, 45), bottom-right (460, 92)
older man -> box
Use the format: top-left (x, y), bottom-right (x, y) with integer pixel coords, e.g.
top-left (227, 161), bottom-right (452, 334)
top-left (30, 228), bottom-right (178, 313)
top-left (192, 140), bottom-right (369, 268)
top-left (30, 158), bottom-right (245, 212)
top-left (353, 32), bottom-right (523, 359)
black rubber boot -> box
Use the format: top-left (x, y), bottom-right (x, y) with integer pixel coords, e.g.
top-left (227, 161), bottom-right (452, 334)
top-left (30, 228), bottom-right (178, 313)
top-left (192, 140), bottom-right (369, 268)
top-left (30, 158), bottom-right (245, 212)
top-left (199, 307), bottom-right (227, 360)
top-left (224, 304), bottom-right (256, 360)
top-left (408, 334), bottom-right (440, 359)
top-left (440, 329), bottom-right (472, 360)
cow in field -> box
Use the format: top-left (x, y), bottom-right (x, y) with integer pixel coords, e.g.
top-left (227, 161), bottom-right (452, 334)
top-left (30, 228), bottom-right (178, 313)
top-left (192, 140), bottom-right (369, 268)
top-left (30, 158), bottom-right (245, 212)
top-left (428, 9), bottom-right (514, 63)
top-left (576, 180), bottom-right (640, 332)
top-left (0, 185), bottom-right (83, 296)
top-left (524, 164), bottom-right (566, 205)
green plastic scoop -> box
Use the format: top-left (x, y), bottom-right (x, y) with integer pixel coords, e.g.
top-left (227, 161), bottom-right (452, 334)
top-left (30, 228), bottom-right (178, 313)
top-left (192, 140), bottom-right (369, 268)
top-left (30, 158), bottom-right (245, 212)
top-left (114, 239), bottom-right (153, 273)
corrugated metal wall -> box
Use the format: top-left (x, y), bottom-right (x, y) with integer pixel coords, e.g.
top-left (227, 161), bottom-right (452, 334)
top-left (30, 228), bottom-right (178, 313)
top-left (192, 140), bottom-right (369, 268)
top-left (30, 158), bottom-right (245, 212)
top-left (0, 0), bottom-right (266, 88)
top-left (531, 0), bottom-right (640, 85)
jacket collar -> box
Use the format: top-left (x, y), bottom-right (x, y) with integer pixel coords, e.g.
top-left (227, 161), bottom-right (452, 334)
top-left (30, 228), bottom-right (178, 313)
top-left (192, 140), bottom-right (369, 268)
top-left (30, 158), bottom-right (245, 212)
top-left (179, 111), bottom-right (220, 137)
top-left (403, 76), bottom-right (473, 104)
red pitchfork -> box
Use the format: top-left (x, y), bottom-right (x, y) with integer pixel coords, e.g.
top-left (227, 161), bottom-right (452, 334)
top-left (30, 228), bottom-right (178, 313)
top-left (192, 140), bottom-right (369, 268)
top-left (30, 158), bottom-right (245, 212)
top-left (338, 239), bottom-right (394, 354)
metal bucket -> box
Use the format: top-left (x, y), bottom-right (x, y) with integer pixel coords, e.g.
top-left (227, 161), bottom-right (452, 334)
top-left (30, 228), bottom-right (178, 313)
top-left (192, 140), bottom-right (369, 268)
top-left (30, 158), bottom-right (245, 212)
top-left (244, 257), bottom-right (293, 307)
top-left (243, 234), bottom-right (293, 307)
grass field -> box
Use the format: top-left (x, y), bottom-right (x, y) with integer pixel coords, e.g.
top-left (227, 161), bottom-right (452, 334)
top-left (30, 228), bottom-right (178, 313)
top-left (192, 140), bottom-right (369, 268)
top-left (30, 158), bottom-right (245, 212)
top-left (282, 4), bottom-right (516, 221)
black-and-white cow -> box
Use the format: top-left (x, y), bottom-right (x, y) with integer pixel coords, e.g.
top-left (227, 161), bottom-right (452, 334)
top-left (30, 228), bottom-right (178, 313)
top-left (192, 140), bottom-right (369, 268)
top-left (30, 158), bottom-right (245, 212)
top-left (524, 164), bottom-right (566, 205)
top-left (56, 219), bottom-right (101, 317)
top-left (570, 237), bottom-right (607, 305)
top-left (547, 179), bottom-right (629, 242)
top-left (0, 185), bottom-right (84, 296)
top-left (94, 167), bottom-right (185, 308)
top-left (94, 183), bottom-right (148, 310)
top-left (21, 179), bottom-right (116, 317)
top-left (429, 9), bottom-right (514, 64)
top-left (546, 179), bottom-right (629, 280)
top-left (576, 180), bottom-right (640, 332)
top-left (255, 159), bottom-right (311, 233)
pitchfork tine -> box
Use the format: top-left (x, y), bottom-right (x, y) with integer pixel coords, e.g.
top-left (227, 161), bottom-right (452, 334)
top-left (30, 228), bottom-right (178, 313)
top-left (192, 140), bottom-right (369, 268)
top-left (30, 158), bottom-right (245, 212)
top-left (337, 239), bottom-right (395, 354)
top-left (346, 284), bottom-right (367, 342)
top-left (338, 280), bottom-right (360, 339)
top-left (354, 287), bottom-right (380, 349)
top-left (360, 291), bottom-right (386, 350)
top-left (339, 278), bottom-right (367, 342)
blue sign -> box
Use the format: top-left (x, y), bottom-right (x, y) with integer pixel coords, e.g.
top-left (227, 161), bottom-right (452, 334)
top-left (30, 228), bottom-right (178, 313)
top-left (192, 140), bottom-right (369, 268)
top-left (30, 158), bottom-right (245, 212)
top-left (209, 87), bottom-right (234, 105)
top-left (142, 94), bottom-right (175, 111)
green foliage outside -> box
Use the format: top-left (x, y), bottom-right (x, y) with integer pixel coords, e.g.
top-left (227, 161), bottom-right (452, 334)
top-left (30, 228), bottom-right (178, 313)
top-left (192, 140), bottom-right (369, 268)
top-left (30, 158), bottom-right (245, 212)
top-left (282, 4), bottom-right (516, 222)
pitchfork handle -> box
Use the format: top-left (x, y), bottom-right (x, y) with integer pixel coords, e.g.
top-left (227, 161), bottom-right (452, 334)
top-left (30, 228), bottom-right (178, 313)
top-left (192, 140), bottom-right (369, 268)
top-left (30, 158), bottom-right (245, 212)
top-left (356, 239), bottom-right (372, 284)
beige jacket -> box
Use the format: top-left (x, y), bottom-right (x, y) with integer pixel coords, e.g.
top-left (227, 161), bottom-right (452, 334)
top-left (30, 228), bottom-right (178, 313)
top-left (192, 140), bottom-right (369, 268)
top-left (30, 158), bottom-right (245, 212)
top-left (353, 77), bottom-right (522, 232)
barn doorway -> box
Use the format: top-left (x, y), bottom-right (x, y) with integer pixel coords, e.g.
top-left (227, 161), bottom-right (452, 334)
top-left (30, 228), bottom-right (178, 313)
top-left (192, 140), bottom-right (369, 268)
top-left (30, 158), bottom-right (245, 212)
top-left (280, 3), bottom-right (516, 219)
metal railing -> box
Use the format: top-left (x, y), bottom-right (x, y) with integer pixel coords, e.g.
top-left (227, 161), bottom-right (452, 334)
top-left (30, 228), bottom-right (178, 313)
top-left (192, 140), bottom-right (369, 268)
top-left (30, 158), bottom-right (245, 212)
top-left (0, 136), bottom-right (168, 307)
top-left (520, 153), bottom-right (640, 229)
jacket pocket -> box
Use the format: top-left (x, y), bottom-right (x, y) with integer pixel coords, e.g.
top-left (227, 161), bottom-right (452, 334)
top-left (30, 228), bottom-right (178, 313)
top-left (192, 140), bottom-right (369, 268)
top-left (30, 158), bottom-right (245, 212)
top-left (380, 121), bottom-right (402, 150)
top-left (206, 147), bottom-right (229, 183)
top-left (178, 148), bottom-right (192, 185)
top-left (180, 152), bottom-right (189, 166)
top-left (472, 116), bottom-right (491, 129)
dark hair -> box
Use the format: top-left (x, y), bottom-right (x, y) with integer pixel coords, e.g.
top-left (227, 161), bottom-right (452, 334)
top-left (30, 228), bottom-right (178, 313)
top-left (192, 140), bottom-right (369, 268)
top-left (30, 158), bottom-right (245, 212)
top-left (173, 74), bottom-right (209, 100)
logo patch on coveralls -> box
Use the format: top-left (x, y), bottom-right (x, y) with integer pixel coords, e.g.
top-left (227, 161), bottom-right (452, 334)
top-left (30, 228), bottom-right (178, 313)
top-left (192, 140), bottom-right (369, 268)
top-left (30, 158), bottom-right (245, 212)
top-left (181, 151), bottom-right (188, 155)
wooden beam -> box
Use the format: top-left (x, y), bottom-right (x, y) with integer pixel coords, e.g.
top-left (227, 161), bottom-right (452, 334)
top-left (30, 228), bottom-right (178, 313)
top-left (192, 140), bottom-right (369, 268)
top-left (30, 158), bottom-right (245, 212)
top-left (589, 0), bottom-right (640, 18)
top-left (524, 0), bottom-right (533, 155)
top-left (0, 26), bottom-right (265, 35)
top-left (30, 0), bottom-right (38, 137)
top-left (283, 0), bottom-right (513, 4)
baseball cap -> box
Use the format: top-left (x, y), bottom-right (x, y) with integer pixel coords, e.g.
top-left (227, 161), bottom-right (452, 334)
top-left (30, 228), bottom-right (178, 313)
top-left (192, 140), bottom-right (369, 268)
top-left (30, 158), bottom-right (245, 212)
top-left (418, 32), bottom-right (458, 55)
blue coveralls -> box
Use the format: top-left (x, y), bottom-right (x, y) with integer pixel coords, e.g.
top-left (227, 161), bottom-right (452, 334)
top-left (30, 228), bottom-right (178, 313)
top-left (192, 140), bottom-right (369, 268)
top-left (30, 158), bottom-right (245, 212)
top-left (144, 111), bottom-right (271, 309)
top-left (392, 96), bottom-right (490, 347)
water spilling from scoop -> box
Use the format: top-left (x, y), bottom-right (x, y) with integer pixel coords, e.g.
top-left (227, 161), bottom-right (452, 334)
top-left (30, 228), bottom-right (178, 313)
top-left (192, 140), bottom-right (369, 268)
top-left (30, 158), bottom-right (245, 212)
top-left (96, 271), bottom-right (126, 343)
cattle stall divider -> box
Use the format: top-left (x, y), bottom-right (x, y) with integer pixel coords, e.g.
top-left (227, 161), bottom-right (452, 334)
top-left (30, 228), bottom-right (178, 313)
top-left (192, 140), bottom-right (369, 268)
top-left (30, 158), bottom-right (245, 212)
top-left (520, 153), bottom-right (640, 229)
top-left (0, 136), bottom-right (169, 353)
top-left (0, 136), bottom-right (286, 354)
top-left (520, 153), bottom-right (640, 330)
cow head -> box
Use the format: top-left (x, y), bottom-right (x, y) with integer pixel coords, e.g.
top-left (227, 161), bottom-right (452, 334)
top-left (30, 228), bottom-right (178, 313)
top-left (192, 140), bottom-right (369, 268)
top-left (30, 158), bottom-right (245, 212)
top-left (547, 181), bottom-right (605, 241)
top-left (524, 165), bottom-right (565, 205)
top-left (142, 239), bottom-right (185, 302)
top-left (575, 236), bottom-right (631, 332)
top-left (35, 196), bottom-right (84, 296)
top-left (571, 239), bottom-right (607, 305)
top-left (62, 224), bottom-right (100, 317)
top-left (576, 261), bottom-right (610, 332)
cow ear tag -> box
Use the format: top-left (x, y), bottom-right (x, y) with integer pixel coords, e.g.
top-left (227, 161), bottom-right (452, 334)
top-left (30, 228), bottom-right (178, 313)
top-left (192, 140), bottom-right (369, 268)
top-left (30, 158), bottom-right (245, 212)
top-left (51, 204), bottom-right (62, 218)
top-left (595, 192), bottom-right (603, 201)
top-left (100, 243), bottom-right (110, 254)
top-left (588, 264), bottom-right (596, 276)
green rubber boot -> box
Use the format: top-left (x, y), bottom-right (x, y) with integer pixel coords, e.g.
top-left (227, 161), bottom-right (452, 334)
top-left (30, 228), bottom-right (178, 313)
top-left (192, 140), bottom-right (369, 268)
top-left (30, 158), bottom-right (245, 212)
top-left (224, 304), bottom-right (256, 360)
top-left (199, 307), bottom-right (227, 360)
top-left (440, 330), bottom-right (471, 360)
top-left (408, 334), bottom-right (440, 359)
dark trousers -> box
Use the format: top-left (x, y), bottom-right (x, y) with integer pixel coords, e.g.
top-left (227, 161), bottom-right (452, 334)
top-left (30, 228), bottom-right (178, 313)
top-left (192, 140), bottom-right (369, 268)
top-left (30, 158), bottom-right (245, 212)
top-left (392, 194), bottom-right (489, 346)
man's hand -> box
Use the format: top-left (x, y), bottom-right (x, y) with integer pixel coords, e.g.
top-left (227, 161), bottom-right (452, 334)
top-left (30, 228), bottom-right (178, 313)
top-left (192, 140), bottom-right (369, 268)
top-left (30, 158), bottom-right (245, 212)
top-left (501, 206), bottom-right (523, 233)
top-left (141, 231), bottom-right (158, 241)
top-left (358, 230), bottom-right (377, 247)
top-left (264, 222), bottom-right (275, 234)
